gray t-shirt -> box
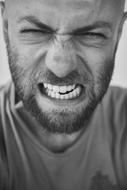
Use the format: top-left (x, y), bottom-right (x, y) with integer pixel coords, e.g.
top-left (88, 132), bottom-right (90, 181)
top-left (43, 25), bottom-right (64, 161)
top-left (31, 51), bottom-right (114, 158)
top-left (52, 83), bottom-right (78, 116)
top-left (0, 82), bottom-right (127, 190)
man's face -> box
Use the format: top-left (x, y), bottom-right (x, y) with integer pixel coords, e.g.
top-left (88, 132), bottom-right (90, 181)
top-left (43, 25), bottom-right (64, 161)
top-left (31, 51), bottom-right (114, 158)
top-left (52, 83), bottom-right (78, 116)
top-left (2, 0), bottom-right (126, 134)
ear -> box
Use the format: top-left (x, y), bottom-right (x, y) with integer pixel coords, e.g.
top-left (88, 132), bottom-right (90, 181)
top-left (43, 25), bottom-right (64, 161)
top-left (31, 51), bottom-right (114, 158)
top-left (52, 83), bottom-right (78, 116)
top-left (117, 11), bottom-right (127, 41)
top-left (0, 1), bottom-right (8, 42)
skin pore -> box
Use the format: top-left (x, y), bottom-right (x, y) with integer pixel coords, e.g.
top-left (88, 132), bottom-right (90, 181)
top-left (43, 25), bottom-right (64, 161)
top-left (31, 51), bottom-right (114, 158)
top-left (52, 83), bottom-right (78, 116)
top-left (1, 0), bottom-right (127, 153)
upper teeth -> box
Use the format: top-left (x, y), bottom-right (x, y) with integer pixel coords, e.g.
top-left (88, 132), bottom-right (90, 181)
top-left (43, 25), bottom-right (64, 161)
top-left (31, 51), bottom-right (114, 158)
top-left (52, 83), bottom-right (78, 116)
top-left (44, 83), bottom-right (75, 94)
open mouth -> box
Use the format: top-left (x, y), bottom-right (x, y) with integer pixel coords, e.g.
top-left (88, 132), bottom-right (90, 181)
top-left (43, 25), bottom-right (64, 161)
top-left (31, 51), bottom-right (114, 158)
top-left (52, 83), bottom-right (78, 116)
top-left (38, 83), bottom-right (84, 100)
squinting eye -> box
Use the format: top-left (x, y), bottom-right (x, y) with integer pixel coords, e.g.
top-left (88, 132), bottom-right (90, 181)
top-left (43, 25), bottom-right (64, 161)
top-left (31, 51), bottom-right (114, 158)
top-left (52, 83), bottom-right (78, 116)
top-left (20, 28), bottom-right (52, 34)
top-left (73, 30), bottom-right (107, 40)
top-left (85, 32), bottom-right (106, 39)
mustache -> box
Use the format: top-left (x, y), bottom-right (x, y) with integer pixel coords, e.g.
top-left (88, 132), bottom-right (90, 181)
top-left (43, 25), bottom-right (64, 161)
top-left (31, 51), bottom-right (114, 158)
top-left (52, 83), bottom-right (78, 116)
top-left (34, 69), bottom-right (92, 86)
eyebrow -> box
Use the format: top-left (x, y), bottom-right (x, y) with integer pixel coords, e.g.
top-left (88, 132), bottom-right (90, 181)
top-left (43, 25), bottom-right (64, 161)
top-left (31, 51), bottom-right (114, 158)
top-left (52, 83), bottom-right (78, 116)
top-left (18, 15), bottom-right (113, 35)
top-left (18, 15), bottom-right (55, 32)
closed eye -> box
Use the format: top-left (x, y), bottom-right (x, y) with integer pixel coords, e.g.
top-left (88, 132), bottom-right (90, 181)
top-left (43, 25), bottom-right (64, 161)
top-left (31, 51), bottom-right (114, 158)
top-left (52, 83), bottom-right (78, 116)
top-left (84, 32), bottom-right (107, 39)
top-left (73, 31), bottom-right (107, 39)
top-left (20, 28), bottom-right (53, 35)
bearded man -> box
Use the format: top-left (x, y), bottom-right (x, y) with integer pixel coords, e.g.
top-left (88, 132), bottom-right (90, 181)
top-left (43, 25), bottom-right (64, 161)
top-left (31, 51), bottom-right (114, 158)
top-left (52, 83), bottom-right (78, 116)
top-left (0, 0), bottom-right (127, 189)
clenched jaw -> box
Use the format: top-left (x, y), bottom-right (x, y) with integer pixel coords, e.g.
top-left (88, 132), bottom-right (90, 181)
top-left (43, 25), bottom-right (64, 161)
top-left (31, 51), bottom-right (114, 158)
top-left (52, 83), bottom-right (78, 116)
top-left (39, 83), bottom-right (82, 100)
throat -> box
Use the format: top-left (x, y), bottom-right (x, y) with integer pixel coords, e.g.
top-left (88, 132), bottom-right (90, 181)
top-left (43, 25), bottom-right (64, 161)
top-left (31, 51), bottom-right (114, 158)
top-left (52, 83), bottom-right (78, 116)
top-left (40, 131), bottom-right (82, 154)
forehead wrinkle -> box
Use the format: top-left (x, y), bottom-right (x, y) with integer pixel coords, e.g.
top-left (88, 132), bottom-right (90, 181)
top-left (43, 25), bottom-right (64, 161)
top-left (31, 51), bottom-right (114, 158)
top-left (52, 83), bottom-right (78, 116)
top-left (5, 0), bottom-right (125, 7)
top-left (4, 0), bottom-right (94, 14)
top-left (60, 0), bottom-right (93, 11)
top-left (4, 0), bottom-right (126, 27)
top-left (32, 0), bottom-right (93, 10)
top-left (5, 0), bottom-right (126, 17)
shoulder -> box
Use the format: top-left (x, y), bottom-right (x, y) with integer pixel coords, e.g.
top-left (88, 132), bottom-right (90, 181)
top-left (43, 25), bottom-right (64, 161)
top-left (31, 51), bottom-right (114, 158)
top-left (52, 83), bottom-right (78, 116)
top-left (105, 85), bottom-right (127, 101)
top-left (0, 82), bottom-right (12, 189)
top-left (101, 85), bottom-right (127, 133)
top-left (0, 81), bottom-right (13, 131)
top-left (0, 81), bottom-right (13, 142)
top-left (108, 85), bottom-right (127, 101)
top-left (101, 86), bottom-right (127, 180)
top-left (0, 81), bottom-right (13, 109)
top-left (94, 85), bottom-right (127, 131)
top-left (100, 85), bottom-right (127, 128)
top-left (96, 85), bottom-right (127, 146)
top-left (102, 85), bottom-right (127, 115)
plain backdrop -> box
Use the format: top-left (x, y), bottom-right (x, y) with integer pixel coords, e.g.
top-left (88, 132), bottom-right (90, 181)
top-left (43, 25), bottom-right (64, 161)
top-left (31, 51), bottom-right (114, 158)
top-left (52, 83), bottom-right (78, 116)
top-left (0, 4), bottom-right (127, 87)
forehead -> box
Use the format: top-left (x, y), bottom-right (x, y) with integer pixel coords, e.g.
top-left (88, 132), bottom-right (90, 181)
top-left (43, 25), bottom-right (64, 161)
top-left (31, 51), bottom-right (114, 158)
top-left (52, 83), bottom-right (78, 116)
top-left (6, 0), bottom-right (124, 29)
top-left (6, 0), bottom-right (124, 11)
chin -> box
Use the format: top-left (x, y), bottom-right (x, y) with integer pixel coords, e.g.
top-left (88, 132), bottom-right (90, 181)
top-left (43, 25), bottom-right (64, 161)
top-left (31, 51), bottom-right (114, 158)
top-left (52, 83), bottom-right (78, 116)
top-left (22, 88), bottom-right (100, 134)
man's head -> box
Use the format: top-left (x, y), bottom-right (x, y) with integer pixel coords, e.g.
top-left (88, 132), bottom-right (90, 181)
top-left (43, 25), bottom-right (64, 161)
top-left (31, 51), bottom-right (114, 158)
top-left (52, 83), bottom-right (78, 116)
top-left (0, 0), bottom-right (127, 134)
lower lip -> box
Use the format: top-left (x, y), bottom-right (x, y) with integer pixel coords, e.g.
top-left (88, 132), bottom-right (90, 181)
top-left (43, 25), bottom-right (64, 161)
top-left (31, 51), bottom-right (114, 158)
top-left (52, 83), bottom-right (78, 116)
top-left (37, 84), bottom-right (85, 106)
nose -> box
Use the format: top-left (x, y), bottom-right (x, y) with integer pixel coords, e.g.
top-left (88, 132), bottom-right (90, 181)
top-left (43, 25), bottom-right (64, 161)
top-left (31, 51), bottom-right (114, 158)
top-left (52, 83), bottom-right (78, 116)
top-left (45, 34), bottom-right (77, 78)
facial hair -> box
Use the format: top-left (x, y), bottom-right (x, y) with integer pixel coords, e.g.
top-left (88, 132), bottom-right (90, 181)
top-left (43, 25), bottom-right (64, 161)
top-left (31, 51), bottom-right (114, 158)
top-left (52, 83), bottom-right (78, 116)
top-left (6, 36), bottom-right (115, 134)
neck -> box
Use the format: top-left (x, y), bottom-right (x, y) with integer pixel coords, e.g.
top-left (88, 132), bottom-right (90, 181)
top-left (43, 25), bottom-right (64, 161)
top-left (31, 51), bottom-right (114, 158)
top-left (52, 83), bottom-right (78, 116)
top-left (39, 130), bottom-right (83, 153)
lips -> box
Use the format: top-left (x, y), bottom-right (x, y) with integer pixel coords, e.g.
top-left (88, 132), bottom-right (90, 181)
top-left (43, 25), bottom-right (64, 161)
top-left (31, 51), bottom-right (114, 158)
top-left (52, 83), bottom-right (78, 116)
top-left (39, 83), bottom-right (83, 100)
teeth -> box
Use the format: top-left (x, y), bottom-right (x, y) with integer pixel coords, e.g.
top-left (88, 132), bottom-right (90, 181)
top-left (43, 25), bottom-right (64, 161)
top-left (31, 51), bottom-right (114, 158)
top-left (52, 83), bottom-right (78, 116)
top-left (47, 90), bottom-right (51, 97)
top-left (44, 84), bottom-right (81, 100)
top-left (56, 93), bottom-right (60, 99)
top-left (53, 86), bottom-right (59, 93)
top-left (67, 85), bottom-right (74, 92)
top-left (69, 92), bottom-right (73, 99)
top-left (50, 91), bottom-right (55, 98)
top-left (47, 84), bottom-right (52, 90)
top-left (44, 83), bottom-right (76, 94)
top-left (59, 86), bottom-right (67, 93)
top-left (44, 83), bottom-right (48, 88)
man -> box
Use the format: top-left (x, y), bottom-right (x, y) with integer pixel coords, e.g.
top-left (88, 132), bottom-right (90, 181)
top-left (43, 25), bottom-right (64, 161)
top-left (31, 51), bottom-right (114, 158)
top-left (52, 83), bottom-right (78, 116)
top-left (0, 0), bottom-right (127, 189)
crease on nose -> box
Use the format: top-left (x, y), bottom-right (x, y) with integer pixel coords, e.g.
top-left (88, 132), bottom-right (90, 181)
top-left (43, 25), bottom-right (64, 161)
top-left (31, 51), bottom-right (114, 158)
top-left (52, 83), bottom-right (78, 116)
top-left (56, 33), bottom-right (71, 43)
top-left (45, 36), bottom-right (77, 78)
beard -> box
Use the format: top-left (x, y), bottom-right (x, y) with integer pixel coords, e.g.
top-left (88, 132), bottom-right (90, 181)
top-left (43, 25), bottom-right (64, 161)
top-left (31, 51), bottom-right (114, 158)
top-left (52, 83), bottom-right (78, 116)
top-left (6, 37), bottom-right (115, 135)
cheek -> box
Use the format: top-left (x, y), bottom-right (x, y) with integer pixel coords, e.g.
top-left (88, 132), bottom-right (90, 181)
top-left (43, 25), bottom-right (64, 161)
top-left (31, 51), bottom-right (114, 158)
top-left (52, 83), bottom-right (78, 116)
top-left (80, 45), bottom-right (115, 73)
top-left (13, 46), bottom-right (46, 79)
top-left (77, 45), bottom-right (115, 95)
top-left (77, 47), bottom-right (106, 80)
top-left (9, 31), bottom-right (48, 71)
top-left (9, 50), bottom-right (35, 94)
